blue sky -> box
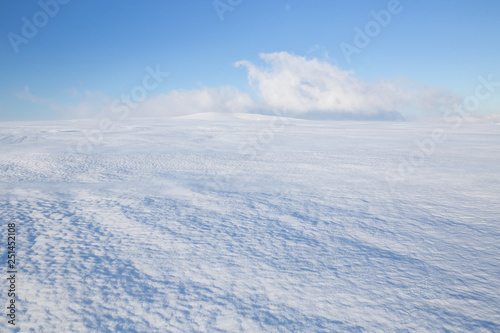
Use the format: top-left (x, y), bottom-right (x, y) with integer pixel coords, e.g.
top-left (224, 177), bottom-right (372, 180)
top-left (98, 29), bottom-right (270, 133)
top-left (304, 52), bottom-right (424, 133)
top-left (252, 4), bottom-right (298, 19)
top-left (1, 0), bottom-right (499, 121)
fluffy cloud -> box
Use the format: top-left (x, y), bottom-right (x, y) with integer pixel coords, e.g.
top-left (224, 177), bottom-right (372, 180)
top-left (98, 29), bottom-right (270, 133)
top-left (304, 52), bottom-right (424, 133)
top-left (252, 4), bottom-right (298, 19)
top-left (134, 86), bottom-right (255, 117)
top-left (235, 52), bottom-right (460, 119)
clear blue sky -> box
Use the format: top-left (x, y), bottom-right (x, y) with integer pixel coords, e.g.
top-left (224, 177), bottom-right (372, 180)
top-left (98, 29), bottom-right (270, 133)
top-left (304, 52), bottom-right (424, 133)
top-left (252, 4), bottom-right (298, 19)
top-left (1, 0), bottom-right (499, 121)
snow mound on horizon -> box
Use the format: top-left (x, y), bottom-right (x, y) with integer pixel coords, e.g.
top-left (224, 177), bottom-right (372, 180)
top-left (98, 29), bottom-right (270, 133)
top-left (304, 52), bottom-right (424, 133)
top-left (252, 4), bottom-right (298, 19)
top-left (172, 111), bottom-right (288, 122)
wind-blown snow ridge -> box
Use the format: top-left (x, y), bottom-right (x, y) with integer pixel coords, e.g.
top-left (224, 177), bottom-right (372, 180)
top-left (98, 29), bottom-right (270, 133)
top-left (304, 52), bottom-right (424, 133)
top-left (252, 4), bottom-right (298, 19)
top-left (0, 118), bottom-right (499, 332)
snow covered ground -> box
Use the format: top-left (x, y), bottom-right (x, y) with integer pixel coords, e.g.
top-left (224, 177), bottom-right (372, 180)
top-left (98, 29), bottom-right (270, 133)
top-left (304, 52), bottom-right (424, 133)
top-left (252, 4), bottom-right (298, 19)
top-left (1, 114), bottom-right (499, 332)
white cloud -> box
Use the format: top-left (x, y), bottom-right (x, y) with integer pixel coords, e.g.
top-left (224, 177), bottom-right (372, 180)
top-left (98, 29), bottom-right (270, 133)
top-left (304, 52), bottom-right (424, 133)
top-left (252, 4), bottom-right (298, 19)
top-left (16, 52), bottom-right (468, 121)
top-left (15, 85), bottom-right (255, 120)
top-left (133, 86), bottom-right (255, 117)
top-left (235, 52), bottom-right (461, 119)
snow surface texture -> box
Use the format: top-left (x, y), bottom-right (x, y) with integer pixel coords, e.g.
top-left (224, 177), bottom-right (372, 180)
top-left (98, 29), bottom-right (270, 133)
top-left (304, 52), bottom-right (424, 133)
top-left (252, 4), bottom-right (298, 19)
top-left (0, 114), bottom-right (499, 332)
